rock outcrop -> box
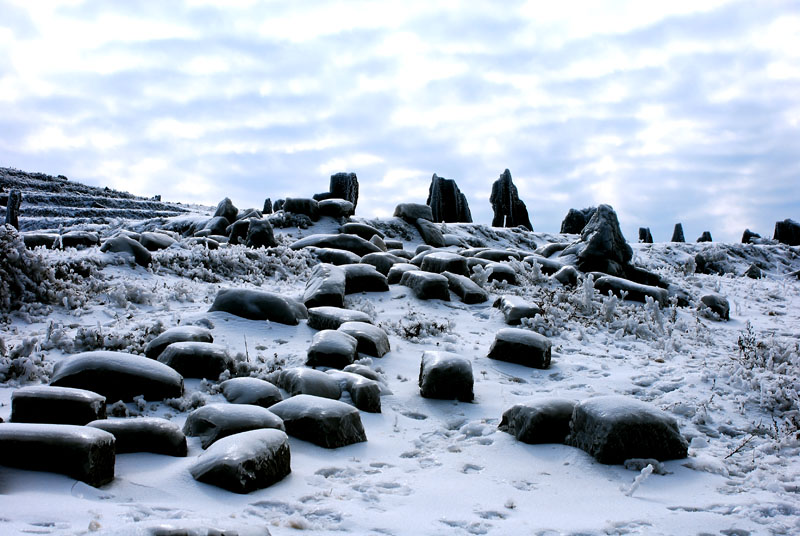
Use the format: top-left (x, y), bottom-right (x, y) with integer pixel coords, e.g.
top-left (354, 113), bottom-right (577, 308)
top-left (560, 207), bottom-right (596, 234)
top-left (489, 169), bottom-right (532, 231)
top-left (774, 219), bottom-right (800, 246)
top-left (426, 174), bottom-right (472, 223)
top-left (671, 223), bottom-right (685, 242)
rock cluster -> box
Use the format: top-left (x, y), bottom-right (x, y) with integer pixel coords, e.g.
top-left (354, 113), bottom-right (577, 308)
top-left (560, 207), bottom-right (596, 234)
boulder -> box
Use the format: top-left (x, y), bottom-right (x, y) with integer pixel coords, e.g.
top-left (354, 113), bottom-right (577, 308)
top-left (493, 295), bottom-right (543, 325)
top-left (11, 386), bottom-right (106, 425)
top-left (487, 328), bottom-right (552, 369)
top-left (419, 351), bottom-right (474, 402)
top-left (100, 236), bottom-right (152, 267)
top-left (213, 197), bottom-right (238, 224)
top-left (329, 172), bottom-right (360, 209)
top-left (441, 271), bottom-right (488, 304)
top-left (742, 229), bottom-right (761, 244)
top-left (593, 274), bottom-right (668, 306)
top-left (0, 423), bottom-right (115, 486)
top-left (385, 239), bottom-right (404, 250)
top-left (400, 271), bottom-right (450, 301)
top-left (276, 368), bottom-right (342, 399)
top-left (157, 342), bottom-right (233, 379)
top-left (420, 251), bottom-right (469, 276)
top-left (638, 227), bottom-right (653, 244)
top-left (263, 198), bottom-right (272, 214)
top-left (523, 255), bottom-right (564, 275)
top-left (245, 218), bottom-right (278, 248)
top-left (499, 399), bottom-right (576, 444)
top-left (536, 242), bottom-right (570, 258)
top-left (360, 252), bottom-right (406, 276)
top-left (208, 288), bottom-right (307, 325)
top-left (566, 204), bottom-right (632, 277)
top-left (282, 198), bottom-right (320, 221)
top-left (318, 198), bottom-right (354, 218)
top-left (306, 330), bottom-right (359, 369)
top-left (485, 262), bottom-right (517, 285)
top-left (273, 199), bottom-right (284, 212)
top-left (339, 222), bottom-right (383, 241)
top-left (51, 351), bottom-right (184, 402)
top-left (61, 231), bottom-right (100, 249)
top-left (338, 321), bottom-right (391, 357)
top-left (139, 232), bottom-right (176, 251)
top-left (490, 169), bottom-right (532, 231)
top-left (343, 364), bottom-right (383, 383)
top-left (700, 293), bottom-right (730, 320)
top-left (307, 306), bottom-right (372, 331)
top-left (552, 265), bottom-right (579, 286)
top-left (475, 249), bottom-right (522, 262)
top-left (290, 234), bottom-right (381, 257)
top-left (415, 218), bottom-right (446, 247)
top-left (310, 247), bottom-right (362, 266)
top-left (774, 218), bottom-right (800, 246)
top-left (220, 377), bottom-right (282, 408)
top-left (88, 417), bottom-right (187, 456)
top-left (426, 174), bottom-right (472, 223)
top-left (369, 235), bottom-right (388, 251)
top-left (697, 231), bottom-right (713, 242)
top-left (4, 189), bottom-right (21, 229)
top-left (325, 370), bottom-right (382, 413)
top-left (394, 203), bottom-right (433, 222)
top-left (744, 263), bottom-right (762, 279)
top-left (187, 237), bottom-right (219, 250)
top-left (203, 216), bottom-right (230, 237)
top-left (22, 232), bottom-right (59, 249)
top-left (184, 403), bottom-right (284, 449)
top-left (144, 326), bottom-right (214, 360)
top-left (303, 263), bottom-right (346, 309)
top-left (387, 263), bottom-right (421, 284)
top-left (565, 396), bottom-right (689, 464)
top-left (341, 263), bottom-right (390, 294)
top-left (671, 223), bottom-right (685, 242)
top-left (190, 428), bottom-right (291, 493)
top-left (268, 394), bottom-right (367, 448)
top-left (560, 207), bottom-right (596, 234)
top-left (236, 208), bottom-right (262, 221)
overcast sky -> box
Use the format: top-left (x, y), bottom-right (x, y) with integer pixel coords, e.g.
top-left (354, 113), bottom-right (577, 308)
top-left (1, 0), bottom-right (799, 242)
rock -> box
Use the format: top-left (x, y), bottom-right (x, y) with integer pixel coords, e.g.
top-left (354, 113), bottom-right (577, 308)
top-left (236, 208), bottom-right (262, 221)
top-left (263, 198), bottom-right (272, 214)
top-left (303, 263), bottom-right (346, 309)
top-left (742, 229), bottom-right (761, 244)
top-left (623, 265), bottom-right (669, 289)
top-left (552, 265), bottom-right (579, 286)
top-left (283, 198), bottom-right (320, 220)
top-left (389, 249), bottom-right (413, 259)
top-left (338, 321), bottom-right (391, 357)
top-left (51, 351), bottom-right (184, 402)
top-left (268, 394), bottom-right (367, 448)
top-left (565, 396), bottom-right (689, 464)
top-left (369, 235), bottom-right (388, 252)
top-left (394, 203), bottom-right (433, 222)
top-left (157, 342), bottom-right (233, 379)
top-left (100, 236), bottom-right (153, 267)
top-left (560, 207), bottom-right (596, 234)
top-left (420, 251), bottom-right (469, 277)
top-left (384, 239), bottom-right (404, 250)
top-left (61, 231), bottom-right (100, 249)
top-left (325, 370), bottom-right (382, 413)
top-left (21, 232), bottom-right (59, 249)
top-left (441, 271), bottom-right (488, 304)
top-left (5, 189), bottom-right (21, 229)
top-left (313, 191), bottom-right (332, 202)
top-left (190, 428), bottom-right (291, 493)
top-left (400, 271), bottom-right (450, 301)
top-left (499, 399), bottom-right (576, 444)
top-left (415, 218), bottom-right (446, 247)
top-left (144, 326), bottom-right (214, 360)
top-left (697, 231), bottom-right (713, 242)
top-left (490, 169), bottom-right (532, 231)
top-left (559, 204), bottom-right (631, 277)
top-left (694, 249), bottom-right (733, 276)
top-left (276, 368), bottom-right (342, 399)
top-left (310, 247), bottom-right (362, 265)
top-left (744, 263), bottom-right (762, 279)
top-left (387, 263), bottom-right (421, 284)
top-left (419, 351), bottom-right (474, 402)
top-left (88, 417), bottom-right (187, 456)
top-left (329, 172), bottom-right (360, 209)
top-left (343, 364), bottom-right (383, 383)
top-left (307, 306), bottom-right (372, 331)
top-left (0, 423), bottom-right (115, 486)
top-left (485, 262), bottom-right (517, 284)
top-left (306, 330), bottom-right (359, 369)
top-left (360, 252), bottom-right (406, 276)
top-left (426, 174), bottom-right (472, 223)
top-left (273, 199), bottom-right (284, 212)
top-left (593, 274), bottom-right (668, 306)
top-left (700, 293), bottom-right (730, 320)
top-left (638, 227), bottom-right (653, 244)
top-left (774, 218), bottom-right (800, 246)
top-left (140, 231), bottom-right (176, 251)
top-left (213, 198), bottom-right (238, 224)
top-left (671, 223), bottom-right (685, 242)
top-left (203, 216), bottom-right (230, 237)
top-left (487, 328), bottom-right (552, 369)
top-left (245, 218), bottom-right (278, 248)
top-left (340, 223), bottom-right (384, 241)
top-left (290, 233), bottom-right (381, 257)
top-left (341, 264), bottom-right (390, 294)
top-left (209, 288), bottom-right (308, 325)
top-left (187, 237), bottom-right (219, 250)
top-left (184, 403), bottom-right (284, 449)
top-left (11, 386), bottom-right (106, 425)
top-left (220, 377), bottom-right (283, 408)
top-left (536, 242), bottom-right (570, 258)
top-left (475, 249), bottom-right (522, 262)
top-left (493, 295), bottom-right (543, 325)
top-left (523, 255), bottom-right (564, 275)
top-left (318, 198), bottom-right (354, 218)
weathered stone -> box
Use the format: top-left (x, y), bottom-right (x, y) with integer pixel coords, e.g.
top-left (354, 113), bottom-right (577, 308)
top-left (400, 271), bottom-right (450, 301)
top-left (342, 364), bottom-right (383, 383)
top-left (5, 189), bottom-right (21, 229)
top-left (340, 222), bottom-right (384, 241)
top-left (562, 204), bottom-right (632, 277)
top-left (144, 326), bottom-right (214, 360)
top-left (369, 234), bottom-right (388, 251)
top-left (394, 203), bottom-right (433, 222)
top-left (536, 242), bottom-right (569, 258)
top-left (213, 197), bottom-right (238, 224)
top-left (426, 174), bottom-right (472, 223)
top-left (494, 295), bottom-right (543, 325)
top-left (387, 263), bottom-right (421, 284)
top-left (140, 232), bottom-right (176, 251)
top-left (310, 247), bottom-right (362, 265)
top-left (157, 342), bottom-right (233, 379)
top-left (283, 198), bottom-right (320, 221)
top-left (263, 198), bottom-right (272, 214)
top-left (384, 239), bottom-right (404, 250)
top-left (325, 370), bottom-right (382, 413)
top-left (21, 232), bottom-right (59, 249)
top-left (226, 219), bottom-right (249, 246)
top-left (273, 199), bottom-right (284, 211)
top-left (220, 377), bottom-right (282, 408)
top-left (360, 252), bottom-right (406, 276)
top-left (671, 223), bottom-right (685, 242)
top-left (306, 330), bottom-right (359, 369)
top-left (744, 263), bottom-right (762, 279)
top-left (560, 207), bottom-right (596, 234)
top-left (419, 351), bottom-right (474, 402)
top-left (697, 231), bottom-right (713, 242)
top-left (552, 265), bottom-right (579, 286)
top-left (700, 293), bottom-right (730, 320)
top-left (203, 216), bottom-right (230, 236)
top-left (638, 227), bottom-right (653, 244)
top-left (421, 251), bottom-right (469, 276)
top-left (341, 264), bottom-right (390, 293)
top-left (485, 262), bottom-right (517, 284)
top-left (523, 255), bottom-right (564, 275)
top-left (268, 394), bottom-right (367, 448)
top-left (499, 398), bottom-right (576, 444)
top-left (186, 237), bottom-right (219, 250)
top-left (209, 288), bottom-right (307, 325)
top-left (415, 218), bottom-right (446, 247)
top-left (276, 368), bottom-right (342, 399)
top-left (742, 229), bottom-right (761, 244)
top-left (100, 236), bottom-right (153, 267)
top-left (236, 208), bottom-right (262, 221)
top-left (318, 198), bottom-right (354, 218)
top-left (475, 249), bottom-right (522, 262)
top-left (61, 231), bottom-right (100, 249)
top-left (490, 169), bottom-right (532, 231)
top-left (11, 386), bottom-right (106, 426)
top-left (88, 417), bottom-right (187, 456)
top-left (338, 321), bottom-right (390, 357)
top-left (184, 403), bottom-right (284, 449)
top-left (487, 328), bottom-right (551, 369)
top-left (307, 306), bottom-right (372, 331)
top-left (442, 271), bottom-right (488, 304)
top-left (303, 263), bottom-right (346, 309)
top-left (329, 172), bottom-right (359, 209)
top-left (774, 219), bottom-right (800, 246)
top-left (290, 233), bottom-right (381, 257)
top-left (245, 218), bottom-right (278, 248)
top-left (593, 274), bottom-right (668, 306)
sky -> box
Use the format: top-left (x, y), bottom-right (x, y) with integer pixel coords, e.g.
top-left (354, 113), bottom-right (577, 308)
top-left (1, 0), bottom-right (799, 242)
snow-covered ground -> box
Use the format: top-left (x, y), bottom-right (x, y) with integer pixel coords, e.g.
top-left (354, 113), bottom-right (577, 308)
top-left (1, 212), bottom-right (799, 536)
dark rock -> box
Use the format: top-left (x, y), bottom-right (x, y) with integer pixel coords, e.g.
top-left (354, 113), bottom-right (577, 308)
top-left (742, 229), bottom-right (761, 244)
top-left (51, 351), bottom-right (184, 402)
top-left (263, 198), bottom-right (272, 214)
top-left (671, 223), bottom-right (685, 242)
top-left (100, 236), bottom-right (152, 267)
top-left (329, 172), bottom-right (360, 209)
top-left (493, 295), bottom-right (543, 325)
top-left (313, 191), bottom-right (332, 202)
top-left (623, 265), bottom-right (669, 289)
top-left (245, 218), bottom-right (278, 248)
top-left (88, 417), bottom-right (187, 456)
top-left (0, 423), bottom-right (115, 486)
top-left (475, 249), bottom-right (522, 262)
top-left (400, 271), bottom-right (450, 301)
top-left (11, 386), bottom-right (106, 426)
top-left (638, 227), bottom-right (653, 244)
top-left (276, 368), bottom-right (342, 399)
top-left (562, 204), bottom-right (632, 277)
top-left (306, 330), bottom-right (359, 369)
top-left (426, 174), bottom-right (472, 223)
top-left (385, 239), bottom-right (404, 250)
top-left (340, 222), bottom-right (384, 241)
top-left (774, 218), bottom-right (800, 246)
top-left (226, 219), bottom-right (250, 245)
top-left (485, 262), bottom-right (517, 284)
top-left (552, 265), bottom-right (579, 286)
top-left (565, 396), bottom-right (689, 465)
top-left (203, 216), bottom-right (230, 236)
top-left (536, 242), bottom-right (570, 258)
top-left (187, 237), bottom-right (219, 250)
top-left (697, 231), bottom-right (713, 242)
top-left (394, 202), bottom-right (433, 222)
top-left (593, 274), bottom-right (668, 306)
top-left (744, 264), bottom-right (762, 279)
top-left (184, 403), bottom-right (284, 449)
top-left (499, 399), bottom-right (576, 444)
top-left (318, 198), bottom-right (354, 218)
top-left (5, 189), bottom-right (21, 229)
top-left (700, 293), bottom-right (730, 320)
top-left (21, 232), bottom-right (59, 249)
top-left (415, 218), bottom-right (446, 247)
top-left (560, 207), bottom-right (596, 234)
top-left (490, 169), bottom-right (532, 231)
top-left (307, 306), bottom-right (372, 331)
top-left (61, 231), bottom-right (100, 249)
top-left (441, 271), bottom-right (488, 304)
top-left (421, 251), bottom-right (469, 276)
top-left (369, 235), bottom-right (387, 251)
top-left (268, 394), bottom-right (367, 448)
top-left (144, 326), bottom-right (213, 360)
top-left (236, 208), bottom-right (262, 221)
top-left (208, 288), bottom-right (308, 325)
top-left (325, 370), bottom-right (382, 413)
top-left (487, 328), bottom-right (551, 369)
top-left (387, 263), bottom-right (421, 284)
top-left (220, 377), bottom-right (282, 408)
top-left (343, 364), bottom-right (383, 383)
top-left (140, 232), bottom-right (176, 251)
top-left (523, 255), bottom-right (564, 275)
top-left (273, 199), bottom-right (284, 211)
top-left (694, 249), bottom-right (733, 275)
top-left (341, 263), bottom-right (390, 294)
top-left (213, 198), bottom-right (238, 224)
top-left (290, 233), bottom-right (381, 257)
top-left (310, 247), bottom-right (362, 265)
top-left (419, 351), bottom-right (474, 402)
top-left (360, 252), bottom-right (406, 276)
top-left (303, 263), bottom-right (346, 309)
top-left (157, 342), bottom-right (233, 379)
top-left (283, 198), bottom-right (320, 221)
top-left (190, 428), bottom-right (291, 493)
top-left (338, 321), bottom-right (391, 357)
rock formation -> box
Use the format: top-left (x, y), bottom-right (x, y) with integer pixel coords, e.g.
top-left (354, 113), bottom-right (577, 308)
top-left (5, 189), bottom-right (20, 229)
top-left (489, 169), bottom-right (532, 231)
top-left (671, 223), bottom-right (685, 242)
top-left (774, 219), bottom-right (800, 246)
top-left (697, 231), bottom-right (713, 243)
top-left (560, 207), bottom-right (596, 234)
top-left (426, 174), bottom-right (472, 223)
top-left (638, 227), bottom-right (653, 243)
top-left (742, 229), bottom-right (760, 244)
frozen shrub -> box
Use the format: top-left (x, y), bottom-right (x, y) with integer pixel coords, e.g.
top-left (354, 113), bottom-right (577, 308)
top-left (0, 224), bottom-right (60, 313)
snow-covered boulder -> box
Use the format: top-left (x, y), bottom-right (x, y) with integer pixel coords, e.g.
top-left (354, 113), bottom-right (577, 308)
top-left (290, 233), bottom-right (380, 257)
top-left (360, 252), bottom-right (406, 276)
top-left (309, 247), bottom-right (362, 265)
top-left (61, 230), bottom-right (100, 249)
top-left (190, 428), bottom-right (291, 493)
top-left (144, 325), bottom-right (214, 360)
top-left (209, 288), bottom-right (308, 325)
top-left (276, 368), bottom-right (342, 399)
top-left (283, 197), bottom-right (320, 221)
top-left (51, 351), bottom-right (184, 402)
top-left (394, 203), bottom-right (433, 222)
top-left (245, 218), bottom-right (278, 248)
top-left (226, 218), bottom-right (250, 245)
top-left (343, 364), bottom-right (384, 383)
top-left (307, 306), bottom-right (372, 331)
top-left (303, 263), bottom-right (346, 309)
top-left (21, 232), bottom-right (59, 249)
top-left (593, 274), bottom-right (668, 306)
top-left (337, 321), bottom-right (390, 357)
top-left (0, 423), bottom-right (115, 486)
top-left (339, 222), bottom-right (384, 240)
top-left (202, 216), bottom-right (230, 236)
top-left (565, 396), bottom-right (689, 464)
top-left (774, 218), bottom-right (800, 246)
top-left (184, 403), bottom-right (284, 449)
top-left (420, 251), bottom-right (469, 276)
top-left (700, 293), bottom-right (730, 320)
top-left (523, 255), bottom-right (564, 275)
top-left (100, 236), bottom-right (152, 267)
top-left (88, 417), bottom-right (187, 456)
top-left (442, 271), bottom-right (488, 304)
top-left (341, 264), bottom-right (390, 294)
top-left (326, 370), bottom-right (382, 413)
top-left (487, 328), bottom-right (552, 369)
top-left (485, 262), bottom-right (517, 284)
top-left (499, 399), bottom-right (576, 444)
top-left (419, 351), bottom-right (474, 402)
top-left (11, 386), bottom-right (106, 425)
top-left (494, 295), bottom-right (543, 325)
top-left (213, 197), bottom-right (238, 223)
top-left (318, 198), bottom-right (354, 218)
top-left (415, 218), bottom-right (446, 247)
top-left (475, 249), bottom-right (522, 262)
top-left (552, 265), bottom-right (579, 286)
top-left (306, 330), bottom-right (359, 369)
top-left (268, 394), bottom-right (367, 448)
top-left (369, 235), bottom-right (387, 251)
top-left (400, 271), bottom-right (450, 301)
top-left (220, 377), bottom-right (282, 408)
top-left (744, 263), bottom-right (762, 279)
top-left (139, 231), bottom-right (176, 251)
top-left (157, 342), bottom-right (233, 379)
top-left (387, 263), bottom-right (420, 284)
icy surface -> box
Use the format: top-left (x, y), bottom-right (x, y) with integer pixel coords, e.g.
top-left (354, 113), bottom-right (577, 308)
top-left (184, 403), bottom-right (285, 449)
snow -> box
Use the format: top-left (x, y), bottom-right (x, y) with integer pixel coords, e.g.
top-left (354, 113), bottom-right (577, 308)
top-left (1, 213), bottom-right (800, 535)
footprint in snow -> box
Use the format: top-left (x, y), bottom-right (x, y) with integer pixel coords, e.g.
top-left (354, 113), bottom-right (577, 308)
top-left (461, 463), bottom-right (483, 474)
